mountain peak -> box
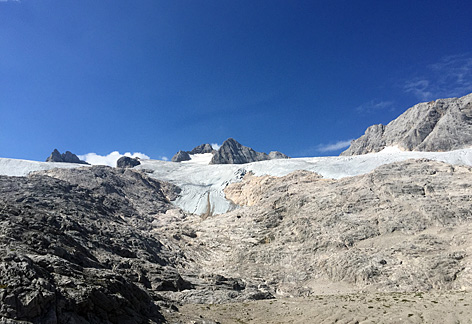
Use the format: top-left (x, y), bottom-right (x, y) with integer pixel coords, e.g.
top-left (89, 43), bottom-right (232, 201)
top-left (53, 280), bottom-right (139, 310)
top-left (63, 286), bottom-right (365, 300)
top-left (46, 149), bottom-right (89, 164)
top-left (342, 92), bottom-right (472, 155)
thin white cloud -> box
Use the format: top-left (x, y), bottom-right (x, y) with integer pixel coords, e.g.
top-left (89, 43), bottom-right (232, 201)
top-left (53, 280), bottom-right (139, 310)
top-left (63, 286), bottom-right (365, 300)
top-left (211, 143), bottom-right (221, 150)
top-left (404, 53), bottom-right (472, 100)
top-left (404, 80), bottom-right (433, 101)
top-left (160, 156), bottom-right (169, 161)
top-left (356, 100), bottom-right (394, 113)
top-left (317, 139), bottom-right (353, 152)
top-left (78, 151), bottom-right (150, 166)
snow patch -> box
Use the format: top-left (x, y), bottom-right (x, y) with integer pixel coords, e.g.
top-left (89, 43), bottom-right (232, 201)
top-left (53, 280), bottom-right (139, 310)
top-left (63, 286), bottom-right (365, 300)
top-left (181, 153), bottom-right (213, 165)
top-left (377, 146), bottom-right (404, 154)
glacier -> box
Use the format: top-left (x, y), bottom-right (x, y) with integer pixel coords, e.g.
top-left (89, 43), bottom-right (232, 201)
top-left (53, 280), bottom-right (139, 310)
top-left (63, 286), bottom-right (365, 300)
top-left (2, 146), bottom-right (472, 215)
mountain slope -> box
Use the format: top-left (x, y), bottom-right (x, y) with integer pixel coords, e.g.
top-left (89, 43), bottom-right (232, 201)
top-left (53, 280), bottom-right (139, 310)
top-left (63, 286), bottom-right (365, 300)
top-left (213, 159), bottom-right (472, 295)
top-left (342, 92), bottom-right (472, 155)
top-left (0, 167), bottom-right (180, 323)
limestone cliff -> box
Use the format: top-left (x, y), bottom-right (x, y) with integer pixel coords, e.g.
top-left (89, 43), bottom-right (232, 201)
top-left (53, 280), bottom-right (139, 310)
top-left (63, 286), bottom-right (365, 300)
top-left (342, 92), bottom-right (472, 155)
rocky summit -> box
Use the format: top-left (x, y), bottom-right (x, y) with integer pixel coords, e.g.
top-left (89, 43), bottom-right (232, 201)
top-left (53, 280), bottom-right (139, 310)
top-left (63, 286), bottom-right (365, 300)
top-left (342, 92), bottom-right (472, 155)
top-left (210, 138), bottom-right (288, 164)
top-left (171, 139), bottom-right (289, 165)
top-left (46, 149), bottom-right (89, 165)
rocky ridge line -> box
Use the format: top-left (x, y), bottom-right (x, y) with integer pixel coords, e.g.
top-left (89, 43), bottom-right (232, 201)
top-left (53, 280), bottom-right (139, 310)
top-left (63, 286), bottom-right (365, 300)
top-left (46, 149), bottom-right (89, 164)
top-left (210, 138), bottom-right (289, 164)
top-left (342, 92), bottom-right (472, 155)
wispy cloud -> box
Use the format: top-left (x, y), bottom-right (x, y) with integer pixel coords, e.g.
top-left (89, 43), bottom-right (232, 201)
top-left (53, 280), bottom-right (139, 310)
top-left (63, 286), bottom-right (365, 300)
top-left (404, 80), bottom-right (433, 101)
top-left (317, 139), bottom-right (353, 152)
top-left (404, 53), bottom-right (472, 100)
top-left (356, 100), bottom-right (394, 113)
top-left (78, 151), bottom-right (150, 166)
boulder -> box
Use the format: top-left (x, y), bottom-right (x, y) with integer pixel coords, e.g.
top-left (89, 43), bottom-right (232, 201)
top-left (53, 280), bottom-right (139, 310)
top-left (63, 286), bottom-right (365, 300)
top-left (116, 156), bottom-right (141, 168)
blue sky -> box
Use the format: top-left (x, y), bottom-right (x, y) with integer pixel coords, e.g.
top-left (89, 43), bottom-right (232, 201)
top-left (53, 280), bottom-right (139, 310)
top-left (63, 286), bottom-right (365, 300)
top-left (1, 0), bottom-right (472, 161)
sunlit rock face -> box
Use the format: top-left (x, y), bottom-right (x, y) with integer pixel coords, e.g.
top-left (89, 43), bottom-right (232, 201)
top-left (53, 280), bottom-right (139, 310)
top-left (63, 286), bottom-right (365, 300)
top-left (342, 93), bottom-right (472, 155)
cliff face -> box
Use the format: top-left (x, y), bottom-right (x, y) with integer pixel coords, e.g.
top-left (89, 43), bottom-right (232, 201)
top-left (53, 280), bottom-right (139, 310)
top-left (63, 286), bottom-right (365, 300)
top-left (341, 93), bottom-right (472, 155)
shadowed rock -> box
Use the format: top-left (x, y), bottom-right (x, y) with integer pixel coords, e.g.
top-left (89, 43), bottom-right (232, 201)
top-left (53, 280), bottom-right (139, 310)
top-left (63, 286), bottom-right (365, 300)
top-left (189, 144), bottom-right (215, 155)
top-left (210, 138), bottom-right (270, 164)
top-left (46, 149), bottom-right (89, 164)
top-left (171, 150), bottom-right (191, 162)
top-left (116, 156), bottom-right (141, 168)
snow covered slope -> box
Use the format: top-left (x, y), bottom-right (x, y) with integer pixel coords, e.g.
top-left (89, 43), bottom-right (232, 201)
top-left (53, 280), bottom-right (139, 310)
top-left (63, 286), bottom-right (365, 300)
top-left (2, 147), bottom-right (472, 215)
top-left (0, 158), bottom-right (90, 177)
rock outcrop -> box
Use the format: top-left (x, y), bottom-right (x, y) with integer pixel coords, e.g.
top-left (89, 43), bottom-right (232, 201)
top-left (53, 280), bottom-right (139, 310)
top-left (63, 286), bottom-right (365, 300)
top-left (189, 144), bottom-right (215, 155)
top-left (268, 151), bottom-right (289, 159)
top-left (116, 156), bottom-right (141, 168)
top-left (0, 167), bottom-right (179, 323)
top-left (171, 150), bottom-right (191, 162)
top-left (210, 138), bottom-right (288, 164)
top-left (46, 149), bottom-right (89, 164)
top-left (172, 140), bottom-right (289, 164)
top-left (171, 144), bottom-right (215, 162)
top-left (342, 92), bottom-right (472, 155)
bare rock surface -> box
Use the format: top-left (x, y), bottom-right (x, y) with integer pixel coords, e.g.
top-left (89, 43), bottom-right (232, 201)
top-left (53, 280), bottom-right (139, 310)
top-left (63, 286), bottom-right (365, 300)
top-left (0, 166), bottom-right (276, 323)
top-left (0, 167), bottom-right (184, 323)
top-left (171, 150), bottom-right (191, 162)
top-left (186, 159), bottom-right (472, 297)
top-left (342, 92), bottom-right (472, 155)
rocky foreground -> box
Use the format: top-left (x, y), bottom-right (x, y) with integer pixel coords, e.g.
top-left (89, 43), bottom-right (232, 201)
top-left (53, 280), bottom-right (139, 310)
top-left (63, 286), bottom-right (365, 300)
top-left (1, 158), bottom-right (472, 323)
